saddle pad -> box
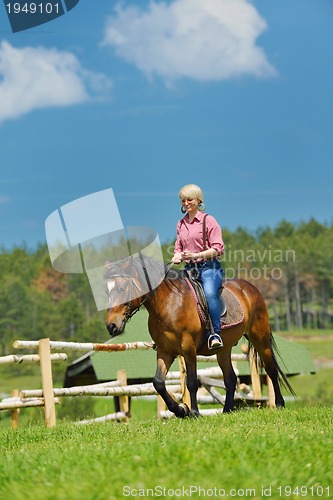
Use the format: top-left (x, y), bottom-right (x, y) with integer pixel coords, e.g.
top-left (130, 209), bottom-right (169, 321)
top-left (185, 275), bottom-right (244, 330)
top-left (220, 287), bottom-right (244, 330)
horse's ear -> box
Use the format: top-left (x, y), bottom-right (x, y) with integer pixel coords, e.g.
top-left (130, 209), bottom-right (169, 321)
top-left (104, 259), bottom-right (112, 269)
top-left (118, 255), bottom-right (135, 277)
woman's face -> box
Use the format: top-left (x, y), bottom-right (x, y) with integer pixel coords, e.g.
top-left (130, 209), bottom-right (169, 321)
top-left (181, 196), bottom-right (199, 214)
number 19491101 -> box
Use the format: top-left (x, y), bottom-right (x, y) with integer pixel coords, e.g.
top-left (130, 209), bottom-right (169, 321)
top-left (6, 2), bottom-right (61, 14)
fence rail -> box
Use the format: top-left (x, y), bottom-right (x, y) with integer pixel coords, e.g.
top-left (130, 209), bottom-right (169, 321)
top-left (0, 337), bottom-right (274, 428)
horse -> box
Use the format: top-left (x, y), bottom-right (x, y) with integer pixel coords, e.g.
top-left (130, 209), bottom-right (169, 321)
top-left (104, 255), bottom-right (294, 417)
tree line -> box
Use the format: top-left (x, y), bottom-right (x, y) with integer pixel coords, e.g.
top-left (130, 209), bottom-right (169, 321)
top-left (0, 218), bottom-right (332, 355)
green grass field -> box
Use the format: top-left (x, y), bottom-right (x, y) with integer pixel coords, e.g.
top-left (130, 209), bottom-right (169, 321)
top-left (0, 407), bottom-right (332, 500)
top-left (0, 329), bottom-right (332, 499)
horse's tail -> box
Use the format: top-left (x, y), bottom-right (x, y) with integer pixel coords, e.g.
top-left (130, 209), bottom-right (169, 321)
top-left (244, 329), bottom-right (296, 397)
top-left (269, 329), bottom-right (296, 397)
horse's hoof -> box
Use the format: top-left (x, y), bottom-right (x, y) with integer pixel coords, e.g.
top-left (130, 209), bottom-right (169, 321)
top-left (189, 409), bottom-right (200, 418)
top-left (276, 403), bottom-right (286, 410)
top-left (178, 403), bottom-right (190, 418)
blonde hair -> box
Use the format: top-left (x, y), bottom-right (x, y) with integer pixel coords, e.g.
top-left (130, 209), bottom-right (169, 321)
top-left (178, 184), bottom-right (204, 203)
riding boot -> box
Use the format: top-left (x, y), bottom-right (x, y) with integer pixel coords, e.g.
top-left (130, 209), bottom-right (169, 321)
top-left (208, 333), bottom-right (223, 350)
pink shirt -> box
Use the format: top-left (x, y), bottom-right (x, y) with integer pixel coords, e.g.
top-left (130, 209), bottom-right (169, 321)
top-left (174, 211), bottom-right (224, 257)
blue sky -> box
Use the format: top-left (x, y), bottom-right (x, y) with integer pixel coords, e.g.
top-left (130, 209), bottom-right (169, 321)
top-left (0, 0), bottom-right (332, 250)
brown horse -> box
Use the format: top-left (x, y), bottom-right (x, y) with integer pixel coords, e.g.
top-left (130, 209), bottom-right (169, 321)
top-left (105, 256), bottom-right (294, 417)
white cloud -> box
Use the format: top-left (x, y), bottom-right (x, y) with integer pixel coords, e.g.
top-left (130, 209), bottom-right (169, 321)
top-left (102, 0), bottom-right (276, 84)
top-left (0, 41), bottom-right (112, 123)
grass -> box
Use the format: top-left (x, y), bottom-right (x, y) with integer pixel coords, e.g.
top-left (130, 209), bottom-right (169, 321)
top-left (0, 407), bottom-right (332, 500)
top-left (275, 328), bottom-right (333, 338)
top-left (0, 360), bottom-right (67, 395)
top-left (277, 328), bottom-right (333, 370)
top-left (0, 329), bottom-right (332, 499)
top-left (293, 340), bottom-right (333, 363)
top-left (288, 368), bottom-right (333, 406)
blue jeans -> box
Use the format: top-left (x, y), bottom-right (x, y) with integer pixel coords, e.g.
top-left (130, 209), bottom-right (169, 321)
top-left (186, 259), bottom-right (223, 334)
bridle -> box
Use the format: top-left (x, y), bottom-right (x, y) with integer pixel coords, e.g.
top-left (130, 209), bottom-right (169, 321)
top-left (106, 259), bottom-right (174, 327)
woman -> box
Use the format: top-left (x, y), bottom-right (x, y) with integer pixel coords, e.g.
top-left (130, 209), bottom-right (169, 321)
top-left (172, 184), bottom-right (224, 349)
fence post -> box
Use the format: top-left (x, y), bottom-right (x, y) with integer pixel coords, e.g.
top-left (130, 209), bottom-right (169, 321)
top-left (10, 389), bottom-right (20, 429)
top-left (117, 369), bottom-right (129, 418)
top-left (266, 375), bottom-right (276, 408)
top-left (157, 394), bottom-right (166, 419)
top-left (249, 347), bottom-right (262, 403)
top-left (39, 338), bottom-right (56, 428)
top-left (178, 356), bottom-right (191, 408)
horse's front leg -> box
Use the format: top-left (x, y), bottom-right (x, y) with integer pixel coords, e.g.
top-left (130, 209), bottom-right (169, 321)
top-left (153, 351), bottom-right (188, 419)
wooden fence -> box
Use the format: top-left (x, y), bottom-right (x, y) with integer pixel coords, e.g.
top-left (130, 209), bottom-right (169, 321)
top-left (0, 338), bottom-right (275, 428)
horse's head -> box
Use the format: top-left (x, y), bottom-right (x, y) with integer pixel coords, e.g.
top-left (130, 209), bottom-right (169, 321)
top-left (104, 258), bottom-right (143, 337)
top-left (105, 301), bottom-right (131, 337)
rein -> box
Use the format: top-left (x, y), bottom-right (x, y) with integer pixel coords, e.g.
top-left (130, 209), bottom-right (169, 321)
top-left (112, 261), bottom-right (175, 325)
top-left (122, 214), bottom-right (208, 324)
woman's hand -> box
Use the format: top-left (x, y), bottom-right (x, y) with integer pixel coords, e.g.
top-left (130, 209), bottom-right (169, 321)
top-left (183, 248), bottom-right (218, 261)
top-left (172, 252), bottom-right (183, 264)
top-left (182, 251), bottom-right (200, 261)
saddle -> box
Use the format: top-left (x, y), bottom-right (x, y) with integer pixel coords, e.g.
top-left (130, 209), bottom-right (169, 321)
top-left (184, 269), bottom-right (227, 329)
top-left (184, 269), bottom-right (245, 333)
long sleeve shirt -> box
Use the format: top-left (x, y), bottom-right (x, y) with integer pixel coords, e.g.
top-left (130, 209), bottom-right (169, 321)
top-left (174, 211), bottom-right (224, 257)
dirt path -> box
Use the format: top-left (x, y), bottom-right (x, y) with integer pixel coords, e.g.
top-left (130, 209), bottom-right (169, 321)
top-left (284, 335), bottom-right (333, 342)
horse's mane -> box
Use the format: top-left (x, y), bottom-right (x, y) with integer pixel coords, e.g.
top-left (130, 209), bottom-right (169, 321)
top-left (104, 255), bottom-right (186, 294)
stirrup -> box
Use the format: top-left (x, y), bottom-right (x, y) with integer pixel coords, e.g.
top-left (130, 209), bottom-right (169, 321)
top-left (208, 333), bottom-right (223, 350)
